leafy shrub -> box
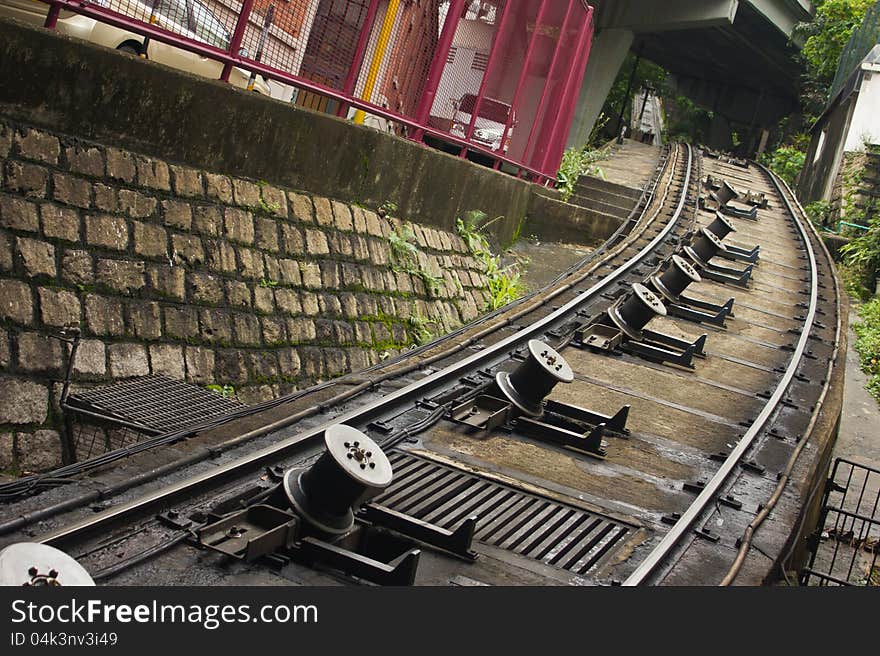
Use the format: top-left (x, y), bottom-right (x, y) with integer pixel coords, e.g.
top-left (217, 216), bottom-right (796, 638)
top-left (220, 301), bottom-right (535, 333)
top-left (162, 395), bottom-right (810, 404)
top-left (760, 146), bottom-right (806, 186)
top-left (839, 213), bottom-right (880, 300)
top-left (556, 147), bottom-right (607, 202)
top-left (853, 296), bottom-right (880, 403)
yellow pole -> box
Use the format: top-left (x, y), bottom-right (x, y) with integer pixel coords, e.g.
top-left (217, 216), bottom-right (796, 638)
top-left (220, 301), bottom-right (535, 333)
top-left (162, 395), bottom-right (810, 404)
top-left (353, 0), bottom-right (400, 125)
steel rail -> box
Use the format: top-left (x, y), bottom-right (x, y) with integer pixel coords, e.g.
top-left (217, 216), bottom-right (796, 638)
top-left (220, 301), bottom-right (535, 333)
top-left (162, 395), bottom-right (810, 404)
top-left (622, 155), bottom-right (819, 586)
top-left (720, 163), bottom-right (843, 586)
top-left (35, 147), bottom-right (694, 548)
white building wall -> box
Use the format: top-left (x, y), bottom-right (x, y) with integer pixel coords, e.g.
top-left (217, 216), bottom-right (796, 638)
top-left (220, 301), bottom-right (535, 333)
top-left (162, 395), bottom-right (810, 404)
top-left (845, 63), bottom-right (880, 151)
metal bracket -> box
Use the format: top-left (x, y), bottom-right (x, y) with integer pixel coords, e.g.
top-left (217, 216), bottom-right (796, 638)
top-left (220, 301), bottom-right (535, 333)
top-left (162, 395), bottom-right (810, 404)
top-left (515, 415), bottom-right (607, 457)
top-left (449, 395), bottom-right (512, 432)
top-left (197, 505), bottom-right (299, 562)
top-left (299, 536), bottom-right (421, 586)
top-left (544, 399), bottom-right (630, 434)
top-left (718, 242), bottom-right (760, 264)
top-left (359, 503), bottom-right (478, 561)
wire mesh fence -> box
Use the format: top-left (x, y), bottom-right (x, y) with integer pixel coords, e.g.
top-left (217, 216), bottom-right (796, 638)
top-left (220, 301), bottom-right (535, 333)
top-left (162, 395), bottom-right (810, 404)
top-left (802, 458), bottom-right (880, 586)
top-left (41, 0), bottom-right (594, 181)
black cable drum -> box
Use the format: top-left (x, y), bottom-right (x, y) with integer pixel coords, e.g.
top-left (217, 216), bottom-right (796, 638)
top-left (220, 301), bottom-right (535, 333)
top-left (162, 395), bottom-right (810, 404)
top-left (496, 340), bottom-right (574, 417)
top-left (651, 255), bottom-right (701, 301)
top-left (707, 211), bottom-right (736, 239)
top-left (283, 425), bottom-right (393, 535)
top-left (609, 282), bottom-right (667, 339)
top-left (685, 226), bottom-right (727, 267)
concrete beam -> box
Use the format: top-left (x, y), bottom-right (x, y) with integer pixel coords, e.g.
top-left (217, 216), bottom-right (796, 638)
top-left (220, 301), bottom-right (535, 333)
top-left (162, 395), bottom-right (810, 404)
top-left (599, 0), bottom-right (739, 33)
top-left (746, 0), bottom-right (814, 38)
top-left (566, 28), bottom-right (634, 148)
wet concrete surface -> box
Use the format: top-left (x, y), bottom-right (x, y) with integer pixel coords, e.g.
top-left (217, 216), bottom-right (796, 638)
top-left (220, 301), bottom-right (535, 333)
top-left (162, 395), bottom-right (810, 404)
top-left (836, 308), bottom-right (880, 469)
top-left (505, 239), bottom-right (594, 292)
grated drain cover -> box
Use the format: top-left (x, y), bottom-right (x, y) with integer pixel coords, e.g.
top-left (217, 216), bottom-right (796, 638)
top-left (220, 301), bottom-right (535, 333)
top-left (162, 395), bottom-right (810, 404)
top-left (374, 451), bottom-right (632, 576)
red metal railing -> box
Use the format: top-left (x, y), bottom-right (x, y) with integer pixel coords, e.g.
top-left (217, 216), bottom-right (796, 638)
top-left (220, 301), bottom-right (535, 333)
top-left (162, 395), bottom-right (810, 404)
top-left (38, 0), bottom-right (593, 184)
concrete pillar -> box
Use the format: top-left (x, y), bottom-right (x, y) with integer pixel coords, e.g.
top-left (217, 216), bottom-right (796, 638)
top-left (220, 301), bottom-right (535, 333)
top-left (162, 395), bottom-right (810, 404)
top-left (708, 113), bottom-right (732, 151)
top-left (566, 28), bottom-right (634, 149)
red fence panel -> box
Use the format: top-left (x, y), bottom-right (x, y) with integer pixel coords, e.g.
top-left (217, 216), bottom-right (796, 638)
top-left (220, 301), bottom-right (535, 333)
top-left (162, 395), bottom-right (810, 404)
top-left (37, 0), bottom-right (594, 183)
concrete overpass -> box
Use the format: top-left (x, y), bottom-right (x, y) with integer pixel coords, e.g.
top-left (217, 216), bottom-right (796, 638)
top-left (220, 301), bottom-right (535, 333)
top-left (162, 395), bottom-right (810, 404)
top-left (569, 0), bottom-right (815, 149)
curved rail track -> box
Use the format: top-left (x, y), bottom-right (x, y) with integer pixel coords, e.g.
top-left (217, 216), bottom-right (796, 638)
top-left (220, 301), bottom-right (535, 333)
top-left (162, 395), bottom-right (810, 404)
top-left (0, 144), bottom-right (844, 586)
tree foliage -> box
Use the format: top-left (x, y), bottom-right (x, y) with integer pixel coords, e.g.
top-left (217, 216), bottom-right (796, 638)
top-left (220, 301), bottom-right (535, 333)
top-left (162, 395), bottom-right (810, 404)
top-left (797, 0), bottom-right (876, 86)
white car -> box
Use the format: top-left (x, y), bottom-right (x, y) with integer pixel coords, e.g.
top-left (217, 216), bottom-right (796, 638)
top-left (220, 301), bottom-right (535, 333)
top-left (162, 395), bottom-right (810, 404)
top-left (0, 0), bottom-right (270, 95)
top-left (449, 93), bottom-right (515, 153)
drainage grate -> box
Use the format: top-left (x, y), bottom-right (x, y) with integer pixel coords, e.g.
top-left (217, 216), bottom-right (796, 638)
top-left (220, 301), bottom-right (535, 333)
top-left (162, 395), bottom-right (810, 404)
top-left (374, 451), bottom-right (631, 576)
top-left (65, 376), bottom-right (245, 460)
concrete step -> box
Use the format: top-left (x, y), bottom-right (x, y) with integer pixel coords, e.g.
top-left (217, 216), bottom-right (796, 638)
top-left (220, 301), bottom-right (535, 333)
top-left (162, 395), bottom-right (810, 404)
top-left (574, 175), bottom-right (643, 202)
top-left (568, 194), bottom-right (633, 219)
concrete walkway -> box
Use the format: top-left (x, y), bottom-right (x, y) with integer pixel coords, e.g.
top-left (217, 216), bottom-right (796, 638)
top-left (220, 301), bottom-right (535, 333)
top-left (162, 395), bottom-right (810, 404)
top-left (834, 307), bottom-right (880, 469)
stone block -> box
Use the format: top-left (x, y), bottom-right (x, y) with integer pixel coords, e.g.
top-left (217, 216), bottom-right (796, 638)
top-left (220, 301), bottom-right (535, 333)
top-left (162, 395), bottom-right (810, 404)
top-left (0, 378), bottom-right (48, 424)
top-left (185, 346), bottom-right (215, 384)
top-left (0, 279), bottom-right (32, 323)
top-left (260, 185), bottom-right (287, 218)
top-left (18, 430), bottom-right (62, 472)
top-left (261, 317), bottom-right (285, 345)
top-left (304, 228), bottom-right (329, 255)
top-left (248, 351), bottom-right (279, 381)
top-left (92, 184), bottom-right (118, 213)
top-left (17, 331), bottom-right (63, 372)
top-left (5, 160), bottom-right (48, 197)
top-left (73, 339), bottom-right (106, 375)
top-left (300, 262), bottom-right (321, 289)
top-left (205, 239), bottom-right (237, 273)
top-left (61, 249), bottom-right (93, 285)
top-left (199, 308), bottom-right (232, 344)
top-left (162, 200), bottom-right (193, 230)
top-left (331, 200), bottom-right (354, 231)
top-left (274, 288), bottom-right (301, 316)
top-left (65, 145), bottom-right (104, 177)
top-left (287, 317), bottom-right (316, 342)
top-left (171, 233), bottom-right (204, 265)
top-left (205, 173), bottom-right (233, 203)
top-left (163, 306), bottom-right (199, 340)
top-left (225, 280), bottom-right (251, 308)
top-left (233, 314), bottom-right (262, 346)
top-left (15, 128), bottom-right (59, 164)
top-left (232, 179), bottom-right (261, 208)
top-left (96, 258), bottom-right (145, 293)
top-left (313, 196), bottom-right (333, 226)
top-left (40, 204), bottom-right (80, 242)
top-left (128, 301), bottom-right (161, 339)
top-left (237, 247), bottom-right (264, 280)
top-left (52, 173), bottom-right (91, 208)
top-left (253, 286), bottom-right (275, 314)
top-left (280, 224), bottom-right (305, 255)
top-left (148, 265), bottom-right (185, 300)
top-left (193, 205), bottom-right (222, 237)
top-left (16, 237), bottom-right (55, 277)
top-left (255, 216), bottom-right (279, 252)
top-left (85, 295), bottom-right (124, 336)
top-left (224, 208), bottom-right (255, 245)
top-left (278, 259), bottom-right (301, 286)
top-left (170, 165), bottom-right (204, 197)
top-left (136, 157), bottom-right (171, 191)
top-left (109, 343), bottom-right (150, 377)
top-left (132, 221), bottom-right (168, 258)
top-left (289, 192), bottom-right (314, 223)
top-left (214, 349), bottom-right (248, 384)
top-left (150, 344), bottom-right (184, 379)
top-left (0, 195), bottom-right (39, 232)
top-left (39, 287), bottom-right (80, 327)
top-left (190, 272), bottom-right (224, 305)
top-left (300, 291), bottom-right (319, 316)
top-left (118, 189), bottom-right (158, 218)
top-left (106, 148), bottom-right (136, 183)
top-left (0, 431), bottom-right (12, 470)
top-left (85, 214), bottom-right (128, 250)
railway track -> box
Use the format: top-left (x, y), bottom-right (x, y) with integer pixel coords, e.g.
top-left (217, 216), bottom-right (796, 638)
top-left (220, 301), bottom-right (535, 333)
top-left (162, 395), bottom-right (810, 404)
top-left (0, 143), bottom-right (844, 587)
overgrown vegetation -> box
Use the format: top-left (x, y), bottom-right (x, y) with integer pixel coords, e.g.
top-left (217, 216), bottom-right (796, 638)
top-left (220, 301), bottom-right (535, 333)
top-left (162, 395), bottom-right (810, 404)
top-left (556, 147), bottom-right (608, 202)
top-left (206, 384), bottom-right (236, 399)
top-left (759, 146), bottom-right (807, 186)
top-left (839, 213), bottom-right (880, 300)
top-left (853, 296), bottom-right (880, 401)
top-left (456, 210), bottom-right (527, 311)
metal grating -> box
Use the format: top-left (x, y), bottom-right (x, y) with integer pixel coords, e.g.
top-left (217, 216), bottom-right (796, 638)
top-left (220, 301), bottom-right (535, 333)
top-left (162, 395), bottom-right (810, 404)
top-left (67, 376), bottom-right (245, 434)
top-left (374, 451), bottom-right (631, 576)
top-left (802, 458), bottom-right (880, 586)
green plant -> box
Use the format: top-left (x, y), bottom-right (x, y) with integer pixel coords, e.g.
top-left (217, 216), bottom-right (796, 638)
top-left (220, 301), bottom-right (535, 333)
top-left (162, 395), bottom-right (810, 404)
top-left (455, 210), bottom-right (527, 311)
top-left (206, 383), bottom-right (235, 399)
top-left (805, 200), bottom-right (831, 227)
top-left (257, 197), bottom-right (281, 215)
top-left (388, 223), bottom-right (419, 271)
top-left (258, 278), bottom-right (279, 288)
top-left (377, 200), bottom-right (398, 218)
top-left (415, 270), bottom-right (445, 299)
top-left (407, 311), bottom-right (436, 346)
top-left (853, 296), bottom-right (880, 403)
top-left (556, 147), bottom-right (607, 202)
top-left (839, 213), bottom-right (880, 300)
top-left (760, 146), bottom-right (806, 186)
